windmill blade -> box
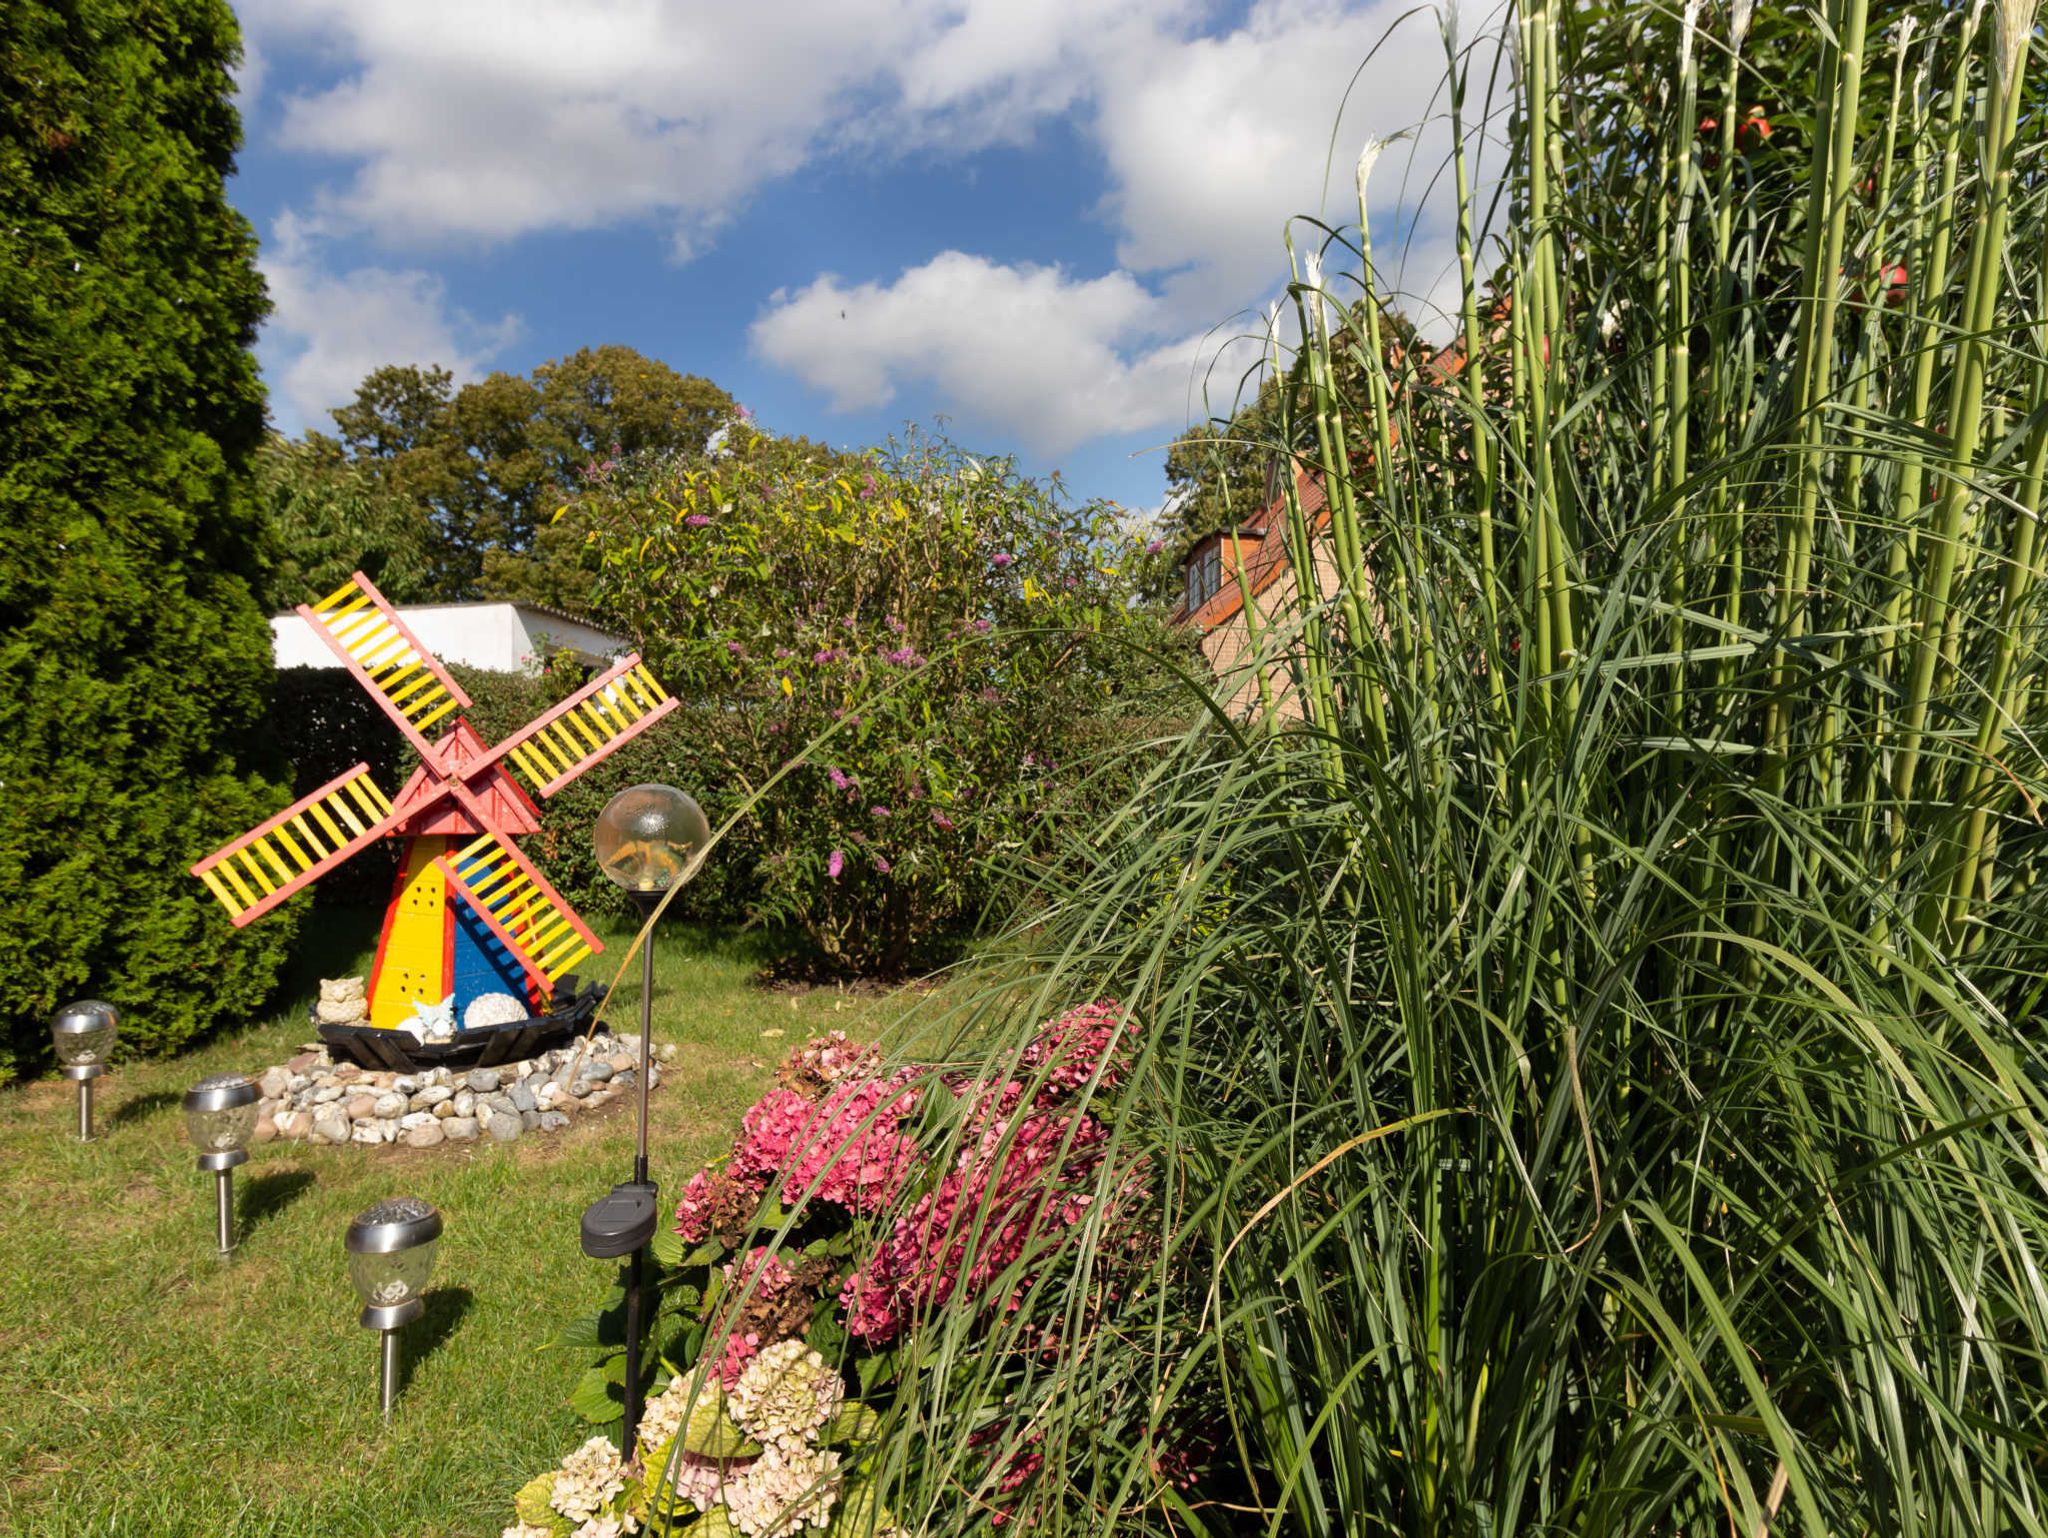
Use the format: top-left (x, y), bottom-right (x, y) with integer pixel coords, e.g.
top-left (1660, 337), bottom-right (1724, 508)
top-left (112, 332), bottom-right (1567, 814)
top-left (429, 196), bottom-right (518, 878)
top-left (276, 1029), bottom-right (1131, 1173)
top-left (300, 572), bottom-right (473, 758)
top-left (433, 786), bottom-right (604, 992)
top-left (467, 652), bottom-right (679, 798)
top-left (192, 764), bottom-right (403, 927)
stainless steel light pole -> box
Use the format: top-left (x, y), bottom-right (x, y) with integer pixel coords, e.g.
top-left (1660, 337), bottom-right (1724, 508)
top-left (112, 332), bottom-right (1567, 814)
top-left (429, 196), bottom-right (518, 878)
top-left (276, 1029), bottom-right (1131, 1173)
top-left (50, 1001), bottom-right (119, 1140)
top-left (346, 1198), bottom-right (443, 1419)
top-left (183, 1073), bottom-right (260, 1257)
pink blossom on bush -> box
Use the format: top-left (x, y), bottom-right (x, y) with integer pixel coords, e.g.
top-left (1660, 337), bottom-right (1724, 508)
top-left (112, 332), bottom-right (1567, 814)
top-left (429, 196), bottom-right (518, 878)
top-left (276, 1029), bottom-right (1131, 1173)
top-left (713, 1330), bottom-right (763, 1387)
top-left (734, 1090), bottom-right (818, 1179)
top-left (675, 1169), bottom-right (720, 1244)
top-left (827, 850), bottom-right (845, 880)
top-left (1022, 999), bottom-right (1132, 1102)
top-left (723, 1246), bottom-right (800, 1303)
top-left (780, 1075), bottom-right (923, 1216)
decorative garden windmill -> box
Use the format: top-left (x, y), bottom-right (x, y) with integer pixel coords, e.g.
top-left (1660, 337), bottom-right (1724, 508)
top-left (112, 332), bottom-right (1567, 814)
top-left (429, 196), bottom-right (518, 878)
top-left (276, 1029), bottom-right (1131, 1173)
top-left (190, 572), bottom-right (679, 1037)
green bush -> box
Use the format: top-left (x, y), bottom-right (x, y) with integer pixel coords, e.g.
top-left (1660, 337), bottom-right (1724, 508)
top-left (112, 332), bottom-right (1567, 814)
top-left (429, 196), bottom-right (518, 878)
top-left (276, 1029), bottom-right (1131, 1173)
top-left (0, 0), bottom-right (294, 1072)
top-left (577, 425), bottom-right (1182, 973)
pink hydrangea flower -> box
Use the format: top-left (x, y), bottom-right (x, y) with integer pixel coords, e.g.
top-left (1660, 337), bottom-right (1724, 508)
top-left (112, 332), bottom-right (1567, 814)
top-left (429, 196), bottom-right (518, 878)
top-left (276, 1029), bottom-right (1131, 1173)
top-left (734, 1090), bottom-right (818, 1179)
top-left (1022, 1000), bottom-right (1133, 1102)
top-left (827, 850), bottom-right (845, 880)
top-left (827, 768), bottom-right (852, 790)
top-left (991, 552), bottom-right (1016, 568)
top-left (723, 1245), bottom-right (800, 1303)
top-left (780, 1074), bottom-right (923, 1216)
top-left (713, 1330), bottom-right (762, 1387)
top-left (686, 513), bottom-right (713, 527)
top-left (674, 1169), bottom-right (718, 1244)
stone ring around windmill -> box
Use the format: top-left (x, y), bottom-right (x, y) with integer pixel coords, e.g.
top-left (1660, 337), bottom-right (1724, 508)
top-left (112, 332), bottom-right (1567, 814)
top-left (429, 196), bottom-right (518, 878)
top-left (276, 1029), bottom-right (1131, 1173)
top-left (191, 571), bottom-right (679, 1074)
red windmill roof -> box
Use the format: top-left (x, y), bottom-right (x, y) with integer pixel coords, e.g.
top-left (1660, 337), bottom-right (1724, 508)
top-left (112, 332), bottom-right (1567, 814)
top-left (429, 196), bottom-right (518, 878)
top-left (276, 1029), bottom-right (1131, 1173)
top-left (392, 717), bottom-right (542, 837)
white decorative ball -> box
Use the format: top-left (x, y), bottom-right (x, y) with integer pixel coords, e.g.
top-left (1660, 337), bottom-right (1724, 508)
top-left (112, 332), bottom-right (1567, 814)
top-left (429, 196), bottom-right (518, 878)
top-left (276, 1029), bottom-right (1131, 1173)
top-left (464, 992), bottom-right (530, 1031)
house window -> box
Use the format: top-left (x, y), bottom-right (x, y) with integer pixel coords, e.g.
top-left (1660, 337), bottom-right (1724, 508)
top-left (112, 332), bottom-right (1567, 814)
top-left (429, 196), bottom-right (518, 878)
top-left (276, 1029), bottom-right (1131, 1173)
top-left (1185, 543), bottom-right (1222, 611)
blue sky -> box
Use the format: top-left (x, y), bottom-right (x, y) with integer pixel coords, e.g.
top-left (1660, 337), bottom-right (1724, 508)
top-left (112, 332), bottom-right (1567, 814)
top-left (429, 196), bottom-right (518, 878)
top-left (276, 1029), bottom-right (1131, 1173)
top-left (227, 0), bottom-right (1475, 517)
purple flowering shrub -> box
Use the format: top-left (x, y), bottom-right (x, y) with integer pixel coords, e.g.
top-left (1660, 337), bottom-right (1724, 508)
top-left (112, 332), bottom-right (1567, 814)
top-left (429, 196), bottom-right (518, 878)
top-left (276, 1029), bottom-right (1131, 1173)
top-left (549, 1004), bottom-right (1152, 1529)
top-left (567, 422), bottom-right (1185, 973)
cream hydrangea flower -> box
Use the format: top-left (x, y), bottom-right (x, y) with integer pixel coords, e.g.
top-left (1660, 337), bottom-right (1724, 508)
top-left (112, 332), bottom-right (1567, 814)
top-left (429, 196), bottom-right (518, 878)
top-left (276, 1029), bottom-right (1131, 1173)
top-left (638, 1374), bottom-right (704, 1455)
top-left (550, 1435), bottom-right (629, 1523)
top-left (723, 1446), bottom-right (843, 1536)
top-left (502, 1526), bottom-right (555, 1538)
top-left (728, 1340), bottom-right (845, 1451)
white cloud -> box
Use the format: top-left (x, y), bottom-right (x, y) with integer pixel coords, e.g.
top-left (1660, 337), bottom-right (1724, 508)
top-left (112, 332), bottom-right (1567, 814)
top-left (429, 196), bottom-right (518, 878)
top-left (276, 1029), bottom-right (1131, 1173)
top-left (260, 215), bottom-right (523, 433)
top-left (240, 0), bottom-right (1507, 452)
top-left (751, 252), bottom-right (1240, 455)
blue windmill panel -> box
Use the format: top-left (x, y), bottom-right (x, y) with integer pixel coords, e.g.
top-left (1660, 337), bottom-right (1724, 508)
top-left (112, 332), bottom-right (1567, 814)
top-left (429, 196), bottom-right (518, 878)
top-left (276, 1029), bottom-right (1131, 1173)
top-left (450, 893), bottom-right (535, 1022)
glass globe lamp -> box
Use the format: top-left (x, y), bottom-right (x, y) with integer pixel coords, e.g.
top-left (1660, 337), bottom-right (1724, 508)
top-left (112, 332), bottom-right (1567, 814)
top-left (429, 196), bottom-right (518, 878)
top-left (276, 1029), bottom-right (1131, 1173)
top-left (346, 1197), bottom-right (443, 1418)
top-left (588, 783), bottom-right (709, 1456)
top-left (184, 1074), bottom-right (259, 1167)
top-left (51, 1000), bottom-right (119, 1140)
top-left (185, 1074), bottom-right (260, 1257)
top-left (594, 783), bottom-right (709, 893)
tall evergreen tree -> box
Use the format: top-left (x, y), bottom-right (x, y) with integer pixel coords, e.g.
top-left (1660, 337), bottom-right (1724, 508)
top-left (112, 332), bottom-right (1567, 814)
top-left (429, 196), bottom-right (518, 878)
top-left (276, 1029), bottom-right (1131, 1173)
top-left (0, 0), bottom-right (297, 1069)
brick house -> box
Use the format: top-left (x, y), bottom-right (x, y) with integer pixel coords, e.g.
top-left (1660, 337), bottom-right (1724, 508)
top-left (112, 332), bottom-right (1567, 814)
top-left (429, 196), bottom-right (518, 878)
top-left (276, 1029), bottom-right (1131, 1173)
top-left (1171, 465), bottom-right (1338, 718)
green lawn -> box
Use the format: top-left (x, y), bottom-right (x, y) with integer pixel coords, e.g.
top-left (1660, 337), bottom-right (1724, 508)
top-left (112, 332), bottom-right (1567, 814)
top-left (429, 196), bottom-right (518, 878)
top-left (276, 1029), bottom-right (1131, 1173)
top-left (0, 910), bottom-right (919, 1537)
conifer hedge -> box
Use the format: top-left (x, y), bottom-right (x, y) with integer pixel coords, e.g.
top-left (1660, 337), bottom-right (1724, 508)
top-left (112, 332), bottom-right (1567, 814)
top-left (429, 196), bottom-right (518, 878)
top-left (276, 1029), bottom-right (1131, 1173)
top-left (0, 0), bottom-right (295, 1072)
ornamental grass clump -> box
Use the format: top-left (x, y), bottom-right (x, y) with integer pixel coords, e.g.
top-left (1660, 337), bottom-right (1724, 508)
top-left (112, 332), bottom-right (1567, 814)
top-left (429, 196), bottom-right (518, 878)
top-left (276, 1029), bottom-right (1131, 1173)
top-left (847, 1), bottom-right (2048, 1533)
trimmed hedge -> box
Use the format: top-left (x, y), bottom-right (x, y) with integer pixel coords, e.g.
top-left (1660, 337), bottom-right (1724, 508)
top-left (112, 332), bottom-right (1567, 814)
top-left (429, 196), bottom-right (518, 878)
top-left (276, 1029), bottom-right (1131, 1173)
top-left (0, 0), bottom-right (293, 1073)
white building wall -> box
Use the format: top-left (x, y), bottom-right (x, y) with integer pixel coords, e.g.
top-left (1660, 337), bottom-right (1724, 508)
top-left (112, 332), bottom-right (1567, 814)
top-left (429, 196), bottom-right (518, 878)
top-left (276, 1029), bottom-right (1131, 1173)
top-left (271, 603), bottom-right (631, 674)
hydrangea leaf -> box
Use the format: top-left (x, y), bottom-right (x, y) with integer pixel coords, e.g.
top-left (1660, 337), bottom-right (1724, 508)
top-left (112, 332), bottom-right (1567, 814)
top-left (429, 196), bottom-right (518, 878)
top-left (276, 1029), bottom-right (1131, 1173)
top-left (651, 1225), bottom-right (688, 1268)
top-left (681, 1385), bottom-right (763, 1458)
top-left (569, 1365), bottom-right (625, 1426)
top-left (820, 1403), bottom-right (883, 1446)
top-left (825, 1477), bottom-right (896, 1537)
top-left (513, 1473), bottom-right (570, 1532)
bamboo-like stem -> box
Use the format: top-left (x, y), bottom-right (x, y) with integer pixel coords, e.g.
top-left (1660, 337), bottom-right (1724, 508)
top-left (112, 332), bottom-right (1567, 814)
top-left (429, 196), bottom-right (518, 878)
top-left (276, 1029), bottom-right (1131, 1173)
top-left (1892, 20), bottom-right (2027, 875)
top-left (1766, 0), bottom-right (1869, 800)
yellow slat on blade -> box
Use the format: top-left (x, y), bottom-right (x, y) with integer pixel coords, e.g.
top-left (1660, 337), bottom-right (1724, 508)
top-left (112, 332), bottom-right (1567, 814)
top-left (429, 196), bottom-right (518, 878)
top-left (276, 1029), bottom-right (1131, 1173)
top-left (340, 777), bottom-right (383, 823)
top-left (307, 802), bottom-right (348, 849)
top-left (356, 776), bottom-right (394, 817)
top-left (289, 812), bottom-right (328, 859)
top-left (522, 732), bottom-right (571, 781)
top-left (561, 708), bottom-right (605, 756)
top-left (577, 701), bottom-right (620, 742)
top-left (509, 743), bottom-right (550, 787)
top-left (338, 618), bottom-right (399, 658)
top-left (313, 578), bottom-right (365, 614)
top-left (329, 610), bottom-right (389, 651)
top-left (370, 653), bottom-right (424, 690)
top-left (535, 930), bottom-right (588, 970)
top-left (252, 837), bottom-right (297, 887)
top-left (543, 721), bottom-right (586, 769)
top-left (527, 916), bottom-right (572, 954)
top-left (388, 670), bottom-right (441, 708)
top-left (197, 865), bottom-right (243, 916)
top-left (234, 848), bottom-right (278, 897)
top-left (544, 943), bottom-right (594, 980)
top-left (412, 695), bottom-right (460, 732)
top-left (271, 822), bottom-right (316, 873)
top-left (325, 792), bottom-right (367, 839)
top-left (607, 682), bottom-right (646, 722)
top-left (633, 664), bottom-right (668, 701)
top-left (211, 856), bottom-right (257, 907)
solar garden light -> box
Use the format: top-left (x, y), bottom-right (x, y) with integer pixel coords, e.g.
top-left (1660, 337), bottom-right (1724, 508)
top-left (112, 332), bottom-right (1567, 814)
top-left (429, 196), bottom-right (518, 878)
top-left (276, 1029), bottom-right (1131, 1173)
top-left (586, 782), bottom-right (710, 1456)
top-left (184, 1073), bottom-right (260, 1257)
top-left (51, 1000), bottom-right (119, 1141)
top-left (345, 1197), bottom-right (443, 1419)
